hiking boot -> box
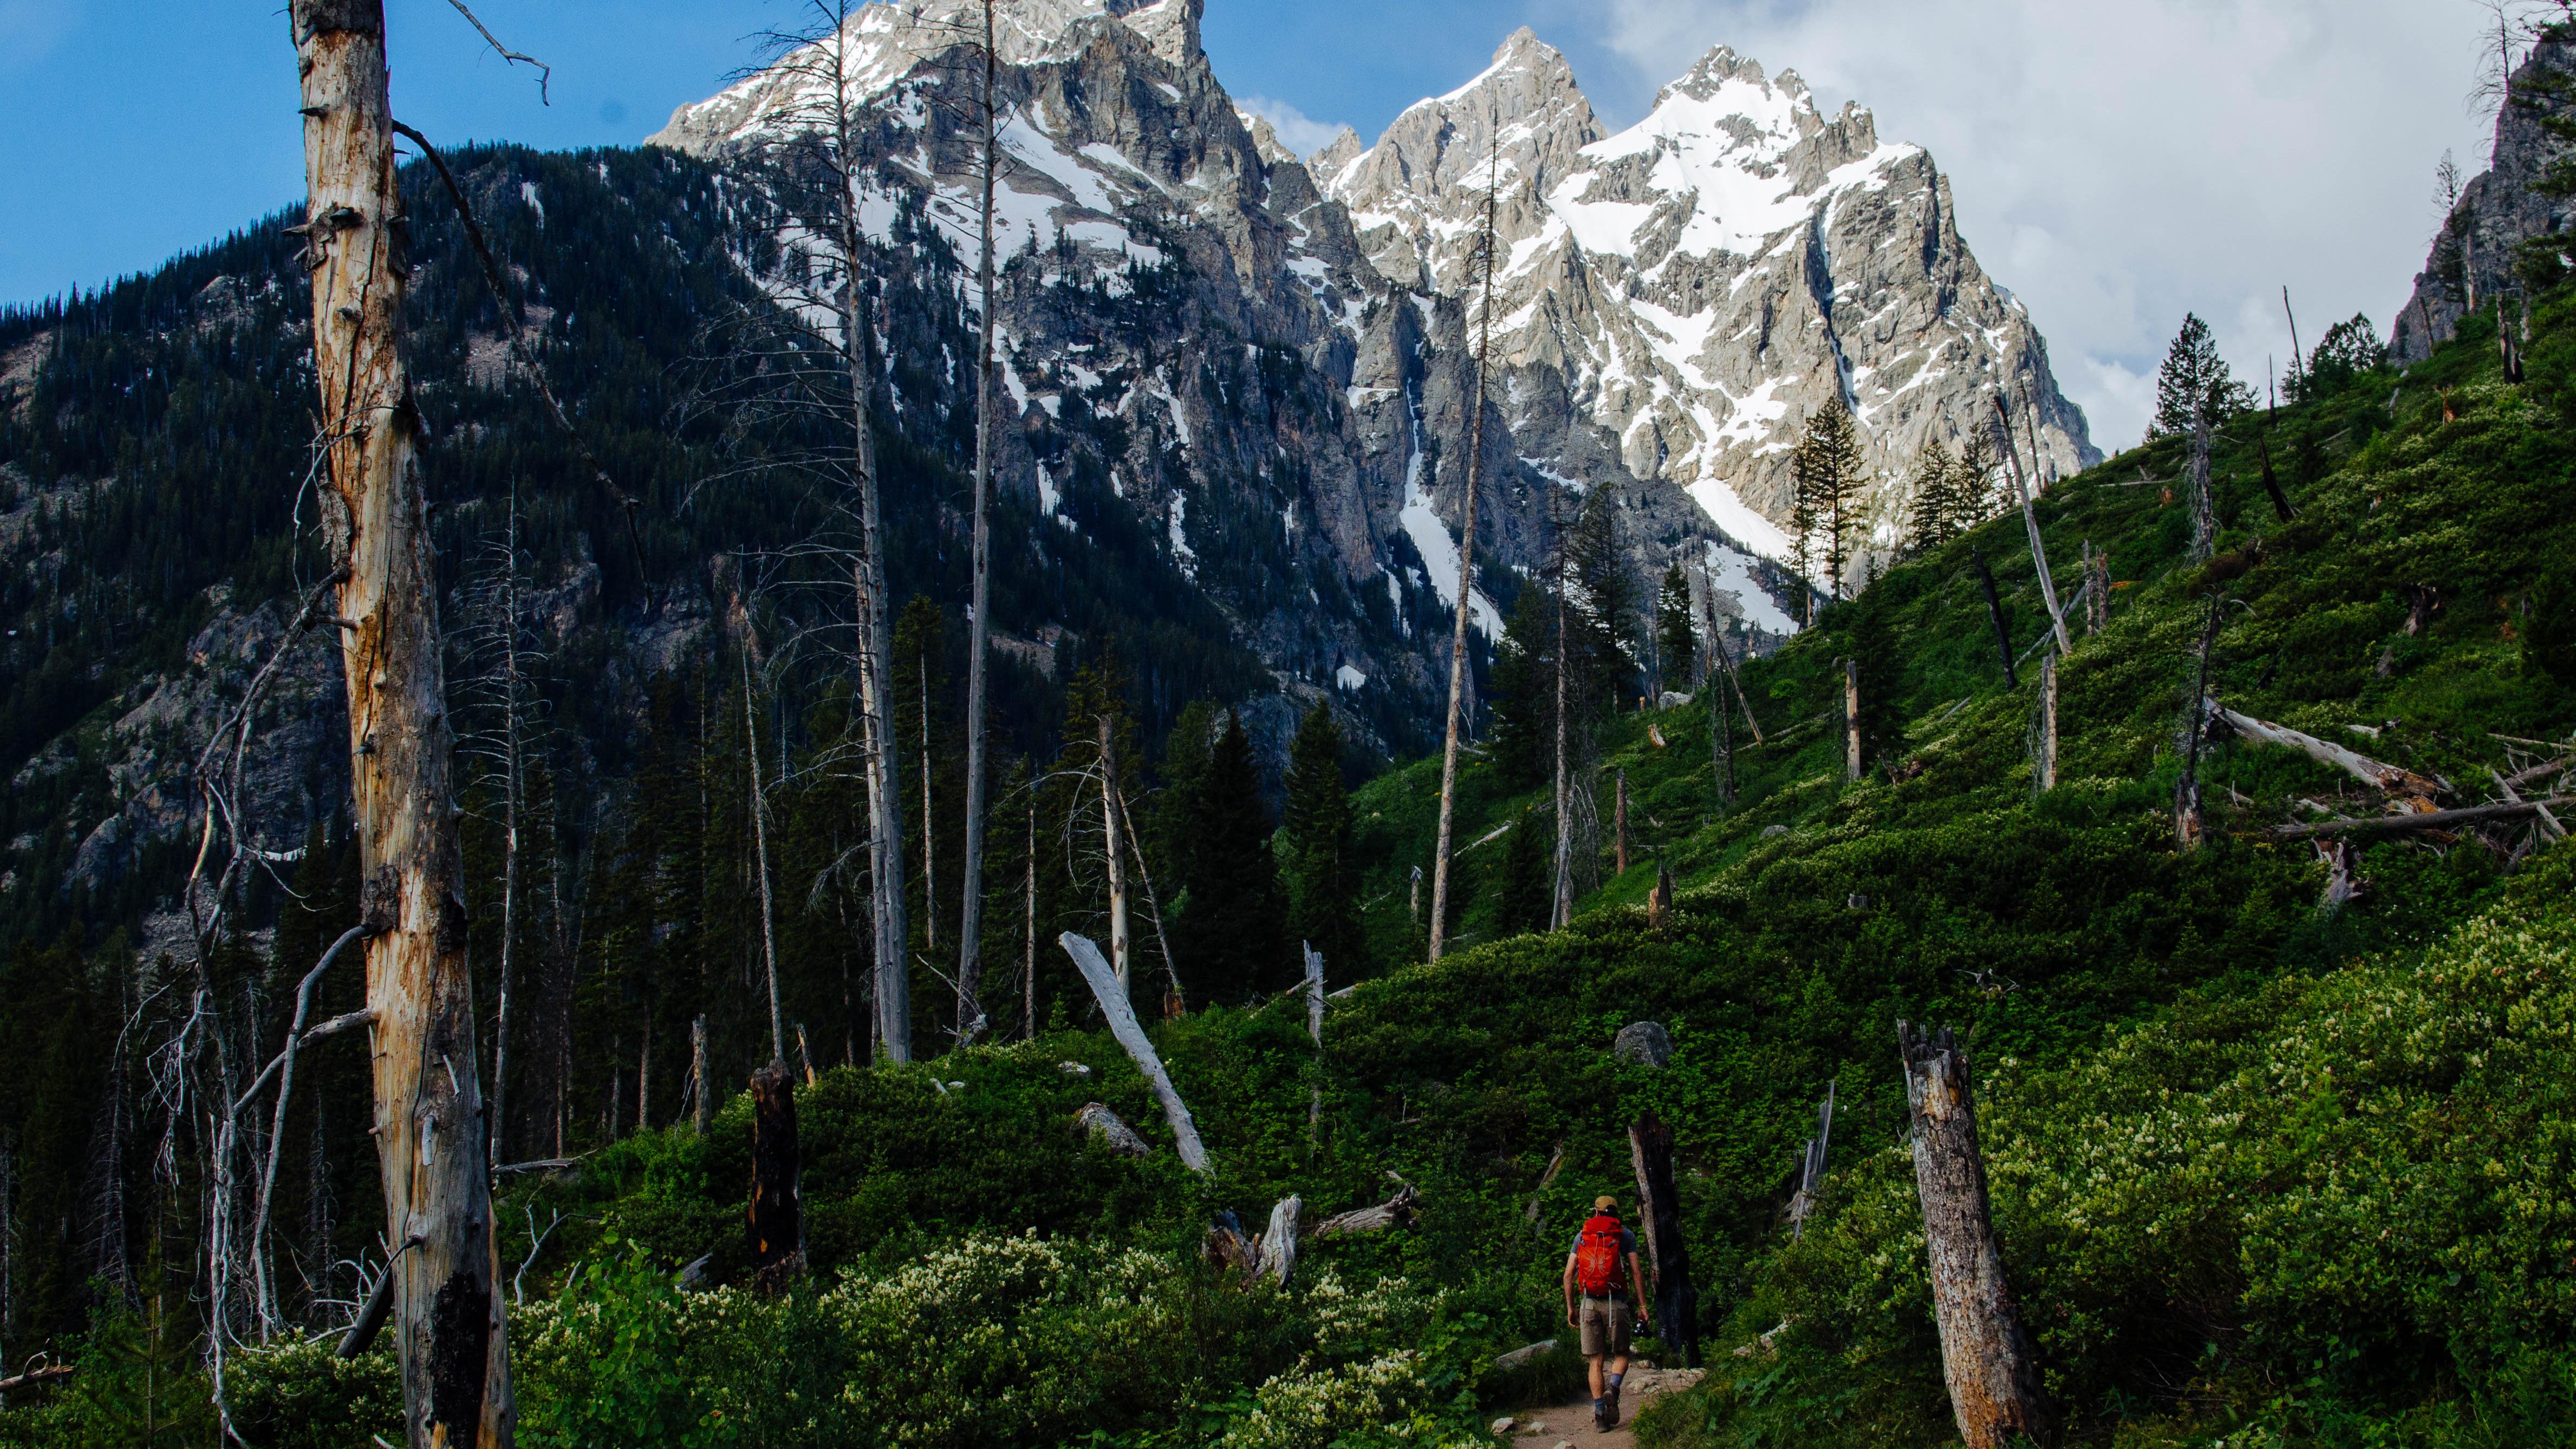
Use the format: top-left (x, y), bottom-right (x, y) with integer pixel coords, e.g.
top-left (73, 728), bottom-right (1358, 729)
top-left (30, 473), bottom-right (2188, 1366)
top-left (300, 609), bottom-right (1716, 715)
top-left (1592, 1399), bottom-right (1610, 1430)
top-left (1603, 1383), bottom-right (1623, 1427)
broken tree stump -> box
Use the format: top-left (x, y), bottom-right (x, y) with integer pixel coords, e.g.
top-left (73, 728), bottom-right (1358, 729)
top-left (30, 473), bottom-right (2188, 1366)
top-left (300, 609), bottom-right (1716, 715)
top-left (1074, 1102), bottom-right (1152, 1158)
top-left (748, 1064), bottom-right (804, 1293)
top-left (1629, 1112), bottom-right (1700, 1367)
top-left (1897, 1022), bottom-right (2054, 1448)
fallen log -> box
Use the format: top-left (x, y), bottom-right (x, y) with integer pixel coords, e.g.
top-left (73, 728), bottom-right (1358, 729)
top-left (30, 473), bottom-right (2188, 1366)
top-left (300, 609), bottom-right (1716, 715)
top-left (2209, 703), bottom-right (2449, 799)
top-left (0, 1364), bottom-right (75, 1393)
top-left (2495, 768), bottom-right (2569, 843)
top-left (2266, 799), bottom-right (2568, 841)
top-left (1313, 1180), bottom-right (1421, 1238)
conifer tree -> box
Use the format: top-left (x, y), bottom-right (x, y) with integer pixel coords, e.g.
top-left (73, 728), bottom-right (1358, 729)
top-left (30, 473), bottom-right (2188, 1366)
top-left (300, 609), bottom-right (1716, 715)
top-left (1171, 711), bottom-right (1283, 1003)
top-left (1487, 585), bottom-right (1559, 789)
top-left (1655, 563), bottom-right (1697, 694)
top-left (1280, 703), bottom-right (1364, 976)
top-left (1956, 428), bottom-right (2001, 525)
top-left (2152, 313), bottom-right (2258, 436)
top-left (1907, 439), bottom-right (1961, 555)
top-left (1793, 400), bottom-right (1868, 599)
top-left (1493, 805), bottom-right (1552, 938)
top-left (1568, 484), bottom-right (1639, 705)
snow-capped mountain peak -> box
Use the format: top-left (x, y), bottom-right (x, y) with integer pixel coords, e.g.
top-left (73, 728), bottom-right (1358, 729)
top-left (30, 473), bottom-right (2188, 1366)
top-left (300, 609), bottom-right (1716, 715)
top-left (1322, 35), bottom-right (2096, 589)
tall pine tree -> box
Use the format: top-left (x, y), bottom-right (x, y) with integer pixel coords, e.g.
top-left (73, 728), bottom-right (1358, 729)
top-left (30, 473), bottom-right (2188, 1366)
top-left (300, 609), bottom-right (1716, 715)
top-left (1279, 702), bottom-right (1364, 977)
top-left (1171, 710), bottom-right (1284, 1003)
top-left (1793, 399), bottom-right (1868, 600)
top-left (1654, 563), bottom-right (1696, 694)
top-left (2152, 313), bottom-right (2258, 436)
top-left (1907, 439), bottom-right (1961, 554)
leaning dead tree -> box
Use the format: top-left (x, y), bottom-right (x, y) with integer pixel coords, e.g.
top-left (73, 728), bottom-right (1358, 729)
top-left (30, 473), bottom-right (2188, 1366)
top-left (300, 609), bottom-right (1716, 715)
top-left (1426, 137), bottom-right (1502, 965)
top-left (1061, 933), bottom-right (1209, 1173)
top-left (1990, 394), bottom-right (2072, 658)
top-left (290, 1), bottom-right (512, 1441)
top-left (1898, 1022), bottom-right (2055, 1449)
top-left (742, 0), bottom-right (913, 1058)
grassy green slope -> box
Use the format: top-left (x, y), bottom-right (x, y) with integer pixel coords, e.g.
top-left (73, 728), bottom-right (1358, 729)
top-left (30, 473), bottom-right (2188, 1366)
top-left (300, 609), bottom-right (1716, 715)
top-left (48, 317), bottom-right (2565, 1449)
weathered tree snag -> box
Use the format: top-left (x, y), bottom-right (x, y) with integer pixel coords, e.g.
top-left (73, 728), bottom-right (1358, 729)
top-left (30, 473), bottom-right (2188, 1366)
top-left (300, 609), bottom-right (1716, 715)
top-left (1648, 863), bottom-right (1674, 929)
top-left (2084, 543), bottom-right (2111, 635)
top-left (1256, 1195), bottom-right (1302, 1285)
top-left (1060, 933), bottom-right (1210, 1173)
top-left (747, 1065), bottom-right (803, 1292)
top-left (1992, 394), bottom-right (2072, 656)
top-left (290, 3), bottom-right (510, 1441)
top-left (2255, 436), bottom-right (2298, 521)
top-left (1615, 769), bottom-right (1630, 875)
top-left (1786, 1080), bottom-right (1834, 1240)
top-left (2185, 409), bottom-right (2219, 564)
top-left (1100, 717), bottom-right (1130, 992)
top-left (957, 0), bottom-right (1000, 1053)
top-left (1525, 1142), bottom-right (1566, 1234)
top-left (1898, 1022), bottom-right (2055, 1449)
top-left (2208, 703), bottom-right (2449, 801)
top-left (1629, 1113), bottom-right (1699, 1366)
top-left (2176, 600), bottom-right (2222, 852)
top-left (1844, 659), bottom-right (1863, 782)
top-left (2038, 651), bottom-right (2059, 791)
top-left (689, 1017), bottom-right (712, 1135)
top-left (1427, 147), bottom-right (1500, 965)
top-left (1971, 549), bottom-right (2018, 689)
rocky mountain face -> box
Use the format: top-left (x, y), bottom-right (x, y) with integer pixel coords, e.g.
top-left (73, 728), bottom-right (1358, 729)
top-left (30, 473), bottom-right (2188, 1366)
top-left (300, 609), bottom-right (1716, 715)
top-left (1317, 30), bottom-right (2097, 593)
top-left (650, 0), bottom-right (2035, 668)
top-left (2392, 38), bottom-right (2576, 364)
top-left (1, 0), bottom-right (2098, 936)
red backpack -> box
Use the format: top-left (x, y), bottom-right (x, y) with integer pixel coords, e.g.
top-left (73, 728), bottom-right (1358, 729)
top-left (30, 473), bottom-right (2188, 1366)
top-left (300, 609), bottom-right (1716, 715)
top-left (1574, 1214), bottom-right (1628, 1296)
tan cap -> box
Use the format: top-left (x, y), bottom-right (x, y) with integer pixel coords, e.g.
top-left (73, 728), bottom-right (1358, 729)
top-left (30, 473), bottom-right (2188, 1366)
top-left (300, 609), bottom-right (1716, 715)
top-left (1593, 1195), bottom-right (1618, 1212)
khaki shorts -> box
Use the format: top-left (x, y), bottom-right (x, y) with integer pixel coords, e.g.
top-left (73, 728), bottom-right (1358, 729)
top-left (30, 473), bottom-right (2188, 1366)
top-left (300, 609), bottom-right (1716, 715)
top-left (1577, 1296), bottom-right (1634, 1357)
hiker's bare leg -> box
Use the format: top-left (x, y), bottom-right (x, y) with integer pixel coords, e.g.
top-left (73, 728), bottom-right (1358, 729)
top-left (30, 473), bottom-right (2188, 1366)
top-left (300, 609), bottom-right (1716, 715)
top-left (1609, 1351), bottom-right (1629, 1379)
top-left (1588, 1354), bottom-right (1606, 1397)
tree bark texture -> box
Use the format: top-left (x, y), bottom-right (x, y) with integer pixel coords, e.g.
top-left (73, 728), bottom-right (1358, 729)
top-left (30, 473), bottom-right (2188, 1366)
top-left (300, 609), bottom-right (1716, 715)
top-left (1614, 769), bottom-right (1630, 875)
top-left (1628, 1113), bottom-right (1699, 1367)
top-left (1101, 716), bottom-right (1130, 992)
top-left (1060, 933), bottom-right (1210, 1172)
top-left (1898, 1022), bottom-right (2055, 1449)
top-left (1427, 158), bottom-right (1499, 965)
top-left (291, 4), bottom-right (511, 1441)
top-left (747, 1064), bottom-right (804, 1291)
top-left (691, 1017), bottom-right (712, 1135)
top-left (1844, 659), bottom-right (1862, 782)
top-left (2186, 412), bottom-right (2218, 564)
top-left (2039, 651), bottom-right (2059, 791)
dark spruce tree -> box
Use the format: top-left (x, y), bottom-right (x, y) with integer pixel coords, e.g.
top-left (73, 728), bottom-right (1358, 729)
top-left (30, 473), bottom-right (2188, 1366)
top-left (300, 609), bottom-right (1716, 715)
top-left (1279, 701), bottom-right (1364, 977)
top-left (1491, 805), bottom-right (1553, 939)
top-left (2153, 312), bottom-right (2258, 435)
top-left (1171, 710), bottom-right (1284, 1003)
top-left (1654, 563), bottom-right (1696, 696)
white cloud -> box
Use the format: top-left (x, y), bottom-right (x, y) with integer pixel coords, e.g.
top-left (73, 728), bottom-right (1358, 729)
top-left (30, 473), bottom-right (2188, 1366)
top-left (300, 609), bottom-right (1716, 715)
top-left (1529, 0), bottom-right (2500, 450)
top-left (1238, 93), bottom-right (1349, 160)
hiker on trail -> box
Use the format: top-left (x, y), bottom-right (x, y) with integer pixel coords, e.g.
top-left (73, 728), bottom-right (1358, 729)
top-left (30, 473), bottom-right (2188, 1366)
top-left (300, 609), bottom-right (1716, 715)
top-left (1563, 1194), bottom-right (1650, 1429)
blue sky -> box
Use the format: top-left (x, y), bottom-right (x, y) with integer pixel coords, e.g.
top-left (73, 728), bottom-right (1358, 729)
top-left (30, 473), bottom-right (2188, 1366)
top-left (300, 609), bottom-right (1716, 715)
top-left (0, 0), bottom-right (2505, 446)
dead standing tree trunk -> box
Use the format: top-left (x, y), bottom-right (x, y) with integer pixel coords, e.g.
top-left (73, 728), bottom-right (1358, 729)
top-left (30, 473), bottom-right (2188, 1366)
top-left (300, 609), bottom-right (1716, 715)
top-left (2186, 409), bottom-right (2219, 564)
top-left (956, 0), bottom-right (1000, 1042)
top-left (747, 1064), bottom-right (803, 1291)
top-left (1426, 139), bottom-right (1500, 965)
top-left (290, 3), bottom-right (511, 1441)
top-left (1898, 1022), bottom-right (2055, 1449)
top-left (1628, 1113), bottom-right (1699, 1368)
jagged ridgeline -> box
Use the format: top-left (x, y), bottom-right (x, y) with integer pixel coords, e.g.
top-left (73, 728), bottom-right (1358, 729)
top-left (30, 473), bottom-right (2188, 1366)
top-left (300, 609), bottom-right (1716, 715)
top-left (8, 1), bottom-right (2574, 1447)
